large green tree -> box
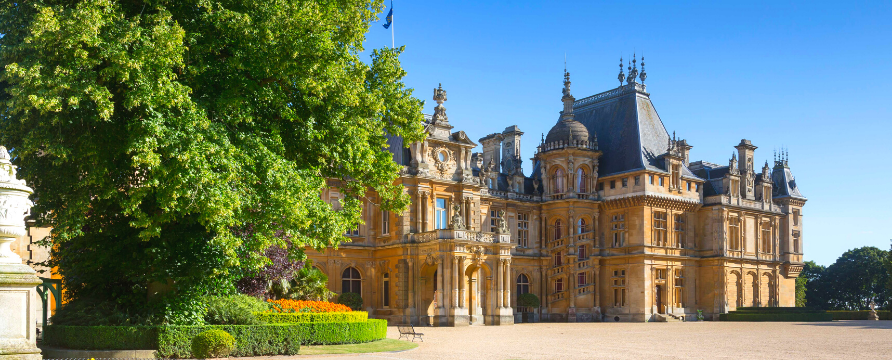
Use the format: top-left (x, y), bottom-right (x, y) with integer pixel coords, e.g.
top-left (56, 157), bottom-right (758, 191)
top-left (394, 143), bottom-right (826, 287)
top-left (802, 247), bottom-right (889, 310)
top-left (0, 0), bottom-right (424, 323)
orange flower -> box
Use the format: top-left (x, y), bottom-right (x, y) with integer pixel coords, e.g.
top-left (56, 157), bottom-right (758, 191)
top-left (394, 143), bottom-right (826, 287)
top-left (266, 299), bottom-right (352, 313)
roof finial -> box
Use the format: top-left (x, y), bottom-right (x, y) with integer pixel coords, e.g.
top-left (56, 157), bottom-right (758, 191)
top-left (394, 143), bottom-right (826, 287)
top-left (628, 52), bottom-right (639, 83)
top-left (541, 133), bottom-right (545, 144)
top-left (626, 59), bottom-right (632, 84)
top-left (618, 56), bottom-right (626, 86)
top-left (639, 53), bottom-right (647, 83)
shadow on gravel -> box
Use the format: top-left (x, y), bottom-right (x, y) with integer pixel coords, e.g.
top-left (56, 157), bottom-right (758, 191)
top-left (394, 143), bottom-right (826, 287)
top-left (793, 320), bottom-right (892, 330)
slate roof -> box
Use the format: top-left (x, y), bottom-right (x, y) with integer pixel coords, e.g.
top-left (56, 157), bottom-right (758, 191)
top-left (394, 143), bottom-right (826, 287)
top-left (571, 84), bottom-right (700, 179)
top-left (772, 165), bottom-right (806, 200)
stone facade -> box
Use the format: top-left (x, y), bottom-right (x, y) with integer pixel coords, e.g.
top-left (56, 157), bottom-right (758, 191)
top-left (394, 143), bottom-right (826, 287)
top-left (309, 62), bottom-right (807, 325)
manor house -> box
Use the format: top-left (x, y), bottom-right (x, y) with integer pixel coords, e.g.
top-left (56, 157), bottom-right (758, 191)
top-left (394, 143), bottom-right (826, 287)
top-left (307, 58), bottom-right (807, 325)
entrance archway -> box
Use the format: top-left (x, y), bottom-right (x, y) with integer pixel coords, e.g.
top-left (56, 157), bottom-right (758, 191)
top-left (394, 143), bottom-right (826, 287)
top-left (419, 263), bottom-right (439, 326)
top-left (464, 262), bottom-right (491, 325)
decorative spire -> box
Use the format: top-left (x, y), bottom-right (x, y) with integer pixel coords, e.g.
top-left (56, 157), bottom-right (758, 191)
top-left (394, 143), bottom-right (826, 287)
top-left (560, 68), bottom-right (575, 121)
top-left (618, 57), bottom-right (625, 86)
top-left (541, 133), bottom-right (545, 144)
top-left (639, 54), bottom-right (647, 83)
top-left (628, 52), bottom-right (639, 83)
top-left (626, 59), bottom-right (632, 84)
top-left (431, 83), bottom-right (449, 125)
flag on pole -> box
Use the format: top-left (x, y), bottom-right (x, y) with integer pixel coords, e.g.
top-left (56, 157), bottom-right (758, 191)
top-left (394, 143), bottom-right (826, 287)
top-left (383, 3), bottom-right (393, 29)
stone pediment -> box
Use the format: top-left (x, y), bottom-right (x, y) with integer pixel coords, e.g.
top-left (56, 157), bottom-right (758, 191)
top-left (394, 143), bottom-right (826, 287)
top-left (451, 131), bottom-right (477, 146)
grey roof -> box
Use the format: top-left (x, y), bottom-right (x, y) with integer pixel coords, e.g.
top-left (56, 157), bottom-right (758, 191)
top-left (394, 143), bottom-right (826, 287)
top-left (545, 119), bottom-right (591, 144)
top-left (385, 134), bottom-right (411, 166)
top-left (691, 164), bottom-right (730, 196)
top-left (572, 84), bottom-right (699, 179)
top-left (771, 165), bottom-right (806, 200)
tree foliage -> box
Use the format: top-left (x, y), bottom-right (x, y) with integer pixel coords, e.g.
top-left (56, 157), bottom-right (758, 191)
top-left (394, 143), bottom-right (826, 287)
top-left (799, 247), bottom-right (890, 310)
top-left (0, 0), bottom-right (424, 321)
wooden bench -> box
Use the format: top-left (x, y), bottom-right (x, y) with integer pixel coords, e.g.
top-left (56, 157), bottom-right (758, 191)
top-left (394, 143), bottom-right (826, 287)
top-left (397, 324), bottom-right (424, 342)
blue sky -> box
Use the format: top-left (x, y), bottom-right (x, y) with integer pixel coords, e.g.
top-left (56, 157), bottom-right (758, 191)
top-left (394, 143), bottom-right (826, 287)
top-left (363, 1), bottom-right (892, 266)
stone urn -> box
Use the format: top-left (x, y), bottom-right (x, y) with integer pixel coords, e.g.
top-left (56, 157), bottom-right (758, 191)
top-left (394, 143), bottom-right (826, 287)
top-left (0, 146), bottom-right (41, 360)
top-left (868, 301), bottom-right (879, 321)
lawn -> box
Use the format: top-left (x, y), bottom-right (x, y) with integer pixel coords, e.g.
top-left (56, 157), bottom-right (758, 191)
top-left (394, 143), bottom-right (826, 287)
top-left (298, 339), bottom-right (418, 355)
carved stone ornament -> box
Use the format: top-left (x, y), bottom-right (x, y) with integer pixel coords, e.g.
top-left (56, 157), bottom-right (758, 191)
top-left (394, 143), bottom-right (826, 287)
top-left (450, 203), bottom-right (466, 230)
top-left (0, 146), bottom-right (34, 264)
top-left (495, 209), bottom-right (509, 234)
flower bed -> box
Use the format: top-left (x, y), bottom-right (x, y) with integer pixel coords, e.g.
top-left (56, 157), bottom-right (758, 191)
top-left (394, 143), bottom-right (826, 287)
top-left (267, 299), bottom-right (352, 313)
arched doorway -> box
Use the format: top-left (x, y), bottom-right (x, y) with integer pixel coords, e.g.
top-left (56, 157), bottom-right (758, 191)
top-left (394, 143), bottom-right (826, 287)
top-left (464, 262), bottom-right (491, 325)
top-left (419, 263), bottom-right (439, 326)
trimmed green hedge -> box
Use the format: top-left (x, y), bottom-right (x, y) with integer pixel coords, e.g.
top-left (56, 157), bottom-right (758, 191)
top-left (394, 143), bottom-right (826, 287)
top-left (42, 326), bottom-right (158, 350)
top-left (158, 325), bottom-right (301, 358)
top-left (43, 319), bottom-right (387, 357)
top-left (828, 310), bottom-right (892, 320)
top-left (256, 311), bottom-right (368, 323)
top-left (719, 313), bottom-right (833, 321)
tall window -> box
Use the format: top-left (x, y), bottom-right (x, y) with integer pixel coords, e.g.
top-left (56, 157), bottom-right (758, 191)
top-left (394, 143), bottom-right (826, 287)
top-left (577, 245), bottom-right (586, 261)
top-left (381, 210), bottom-right (390, 235)
top-left (382, 273), bottom-right (390, 308)
top-left (576, 218), bottom-right (587, 235)
top-left (649, 175), bottom-right (655, 185)
top-left (576, 168), bottom-right (587, 193)
top-left (674, 214), bottom-right (686, 248)
top-left (674, 269), bottom-right (684, 308)
top-left (659, 177), bottom-right (665, 187)
top-left (613, 270), bottom-right (626, 307)
top-left (611, 214), bottom-right (626, 248)
top-left (554, 219), bottom-right (563, 240)
top-left (554, 278), bottom-right (564, 293)
top-left (553, 251), bottom-right (562, 267)
top-left (635, 176), bottom-right (641, 186)
top-left (342, 267), bottom-right (362, 294)
top-left (729, 216), bottom-right (741, 250)
top-left (793, 209), bottom-right (800, 226)
top-left (516, 274), bottom-right (530, 295)
top-left (622, 178), bottom-right (628, 187)
top-left (578, 272), bottom-right (587, 287)
top-left (554, 168), bottom-right (566, 194)
top-left (490, 210), bottom-right (497, 232)
top-left (435, 198), bottom-right (448, 229)
top-left (761, 222), bottom-right (771, 253)
top-left (653, 211), bottom-right (668, 247)
top-left (517, 213), bottom-right (529, 247)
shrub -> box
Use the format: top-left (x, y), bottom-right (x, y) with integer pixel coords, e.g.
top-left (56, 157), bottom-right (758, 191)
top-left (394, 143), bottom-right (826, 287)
top-left (204, 295), bottom-right (270, 325)
top-left (191, 330), bottom-right (235, 359)
top-left (267, 299), bottom-right (352, 313)
top-left (517, 293), bottom-right (540, 310)
top-left (158, 325), bottom-right (301, 358)
top-left (337, 292), bottom-right (363, 311)
top-left (828, 310), bottom-right (892, 320)
top-left (42, 325), bottom-right (158, 350)
top-left (49, 298), bottom-right (154, 326)
top-left (256, 311), bottom-right (368, 323)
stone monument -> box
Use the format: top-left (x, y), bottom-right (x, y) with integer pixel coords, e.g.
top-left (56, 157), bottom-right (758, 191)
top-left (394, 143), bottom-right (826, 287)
top-left (868, 301), bottom-right (879, 321)
top-left (0, 146), bottom-right (41, 360)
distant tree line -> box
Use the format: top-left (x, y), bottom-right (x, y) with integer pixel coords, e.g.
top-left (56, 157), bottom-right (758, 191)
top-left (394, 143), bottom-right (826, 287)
top-left (796, 243), bottom-right (892, 310)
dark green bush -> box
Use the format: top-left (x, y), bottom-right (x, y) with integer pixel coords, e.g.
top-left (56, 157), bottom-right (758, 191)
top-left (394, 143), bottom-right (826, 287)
top-left (828, 310), bottom-right (891, 320)
top-left (42, 325), bottom-right (158, 350)
top-left (191, 330), bottom-right (235, 359)
top-left (158, 325), bottom-right (302, 358)
top-left (204, 295), bottom-right (270, 325)
top-left (49, 298), bottom-right (154, 326)
top-left (256, 311), bottom-right (368, 323)
top-left (517, 294), bottom-right (540, 309)
top-left (719, 313), bottom-right (833, 321)
top-left (337, 292), bottom-right (363, 310)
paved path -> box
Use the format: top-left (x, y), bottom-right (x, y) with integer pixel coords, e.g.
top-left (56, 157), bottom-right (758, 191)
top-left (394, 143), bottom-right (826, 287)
top-left (301, 321), bottom-right (892, 360)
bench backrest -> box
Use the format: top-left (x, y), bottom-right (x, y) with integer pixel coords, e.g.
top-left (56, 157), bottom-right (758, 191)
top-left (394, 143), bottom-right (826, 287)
top-left (398, 325), bottom-right (413, 334)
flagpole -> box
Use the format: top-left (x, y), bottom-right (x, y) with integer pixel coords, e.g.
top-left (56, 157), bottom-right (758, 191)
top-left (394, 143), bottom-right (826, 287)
top-left (391, 1), bottom-right (394, 48)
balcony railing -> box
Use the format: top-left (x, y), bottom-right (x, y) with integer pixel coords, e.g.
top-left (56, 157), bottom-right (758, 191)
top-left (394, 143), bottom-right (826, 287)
top-left (411, 229), bottom-right (511, 244)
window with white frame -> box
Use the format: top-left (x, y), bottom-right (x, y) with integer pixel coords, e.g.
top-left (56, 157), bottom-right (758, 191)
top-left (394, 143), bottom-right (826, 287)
top-left (435, 198), bottom-right (448, 229)
top-left (674, 214), bottom-right (685, 248)
top-left (611, 214), bottom-right (626, 247)
top-left (517, 213), bottom-right (529, 247)
top-left (381, 210), bottom-right (390, 235)
top-left (674, 269), bottom-right (684, 308)
top-left (490, 210), bottom-right (498, 232)
top-left (554, 278), bottom-right (564, 293)
top-left (653, 211), bottom-right (668, 247)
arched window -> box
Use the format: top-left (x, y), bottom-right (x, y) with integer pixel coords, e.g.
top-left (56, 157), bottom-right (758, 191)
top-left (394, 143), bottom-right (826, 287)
top-left (577, 218), bottom-right (587, 234)
top-left (516, 274), bottom-right (530, 295)
top-left (342, 267), bottom-right (362, 294)
top-left (576, 168), bottom-right (587, 193)
top-left (554, 219), bottom-right (563, 240)
top-left (554, 168), bottom-right (566, 193)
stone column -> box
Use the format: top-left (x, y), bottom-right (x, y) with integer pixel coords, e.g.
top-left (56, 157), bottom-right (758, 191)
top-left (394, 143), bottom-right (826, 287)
top-left (503, 260), bottom-right (511, 308)
top-left (458, 258), bottom-right (466, 308)
top-left (0, 146), bottom-right (41, 360)
top-left (496, 259), bottom-right (504, 308)
top-left (436, 259), bottom-right (444, 306)
top-left (452, 257), bottom-right (459, 307)
top-left (415, 190), bottom-right (422, 232)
